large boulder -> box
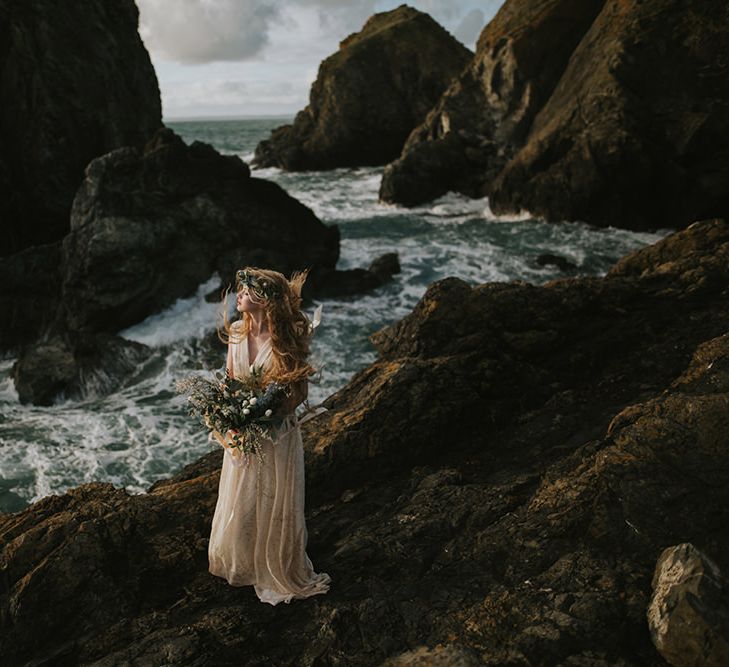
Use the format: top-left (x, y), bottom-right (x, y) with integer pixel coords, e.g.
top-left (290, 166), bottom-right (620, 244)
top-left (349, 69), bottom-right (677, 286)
top-left (380, 0), bottom-right (605, 206)
top-left (252, 5), bottom-right (472, 171)
top-left (648, 543), bottom-right (729, 666)
top-left (382, 0), bottom-right (729, 232)
top-left (0, 0), bottom-right (162, 255)
top-left (12, 333), bottom-right (150, 406)
top-left (60, 127), bottom-right (340, 334)
top-left (10, 127), bottom-right (341, 405)
top-left (2, 219), bottom-right (729, 664)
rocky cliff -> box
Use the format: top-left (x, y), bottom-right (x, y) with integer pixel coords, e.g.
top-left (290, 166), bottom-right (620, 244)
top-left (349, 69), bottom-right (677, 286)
top-left (381, 0), bottom-right (729, 231)
top-left (252, 5), bottom-right (472, 171)
top-left (9, 127), bottom-right (342, 405)
top-left (0, 0), bottom-right (162, 255)
top-left (380, 0), bottom-right (605, 207)
top-left (2, 219), bottom-right (728, 664)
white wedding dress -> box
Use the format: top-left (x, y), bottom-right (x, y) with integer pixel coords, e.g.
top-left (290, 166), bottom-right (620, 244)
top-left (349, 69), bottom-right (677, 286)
top-left (208, 323), bottom-right (331, 605)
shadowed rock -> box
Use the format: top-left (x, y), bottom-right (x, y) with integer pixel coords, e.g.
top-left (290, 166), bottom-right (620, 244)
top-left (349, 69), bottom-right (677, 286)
top-left (0, 0), bottom-right (162, 255)
top-left (12, 333), bottom-right (150, 406)
top-left (253, 5), bottom-right (472, 171)
top-left (536, 253), bottom-right (577, 272)
top-left (382, 0), bottom-right (729, 231)
top-left (309, 252), bottom-right (401, 298)
top-left (648, 543), bottom-right (729, 666)
top-left (2, 219), bottom-right (729, 664)
top-left (380, 0), bottom-right (605, 207)
top-left (489, 0), bottom-right (729, 230)
top-left (0, 241), bottom-right (62, 351)
top-left (10, 127), bottom-right (341, 405)
top-left (60, 127), bottom-right (339, 335)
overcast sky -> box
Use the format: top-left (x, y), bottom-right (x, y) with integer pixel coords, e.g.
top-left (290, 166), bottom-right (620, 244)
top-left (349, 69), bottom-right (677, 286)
top-left (137, 0), bottom-right (504, 119)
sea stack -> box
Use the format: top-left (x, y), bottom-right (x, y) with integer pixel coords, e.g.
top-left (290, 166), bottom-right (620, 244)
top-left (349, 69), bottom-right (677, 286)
top-left (0, 0), bottom-right (163, 255)
top-left (252, 4), bottom-right (472, 171)
top-left (381, 0), bottom-right (729, 231)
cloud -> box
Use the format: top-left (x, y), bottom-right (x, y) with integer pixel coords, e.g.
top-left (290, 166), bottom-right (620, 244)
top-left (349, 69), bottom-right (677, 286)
top-left (453, 8), bottom-right (485, 47)
top-left (140, 0), bottom-right (504, 117)
top-left (138, 0), bottom-right (280, 64)
top-left (161, 76), bottom-right (301, 117)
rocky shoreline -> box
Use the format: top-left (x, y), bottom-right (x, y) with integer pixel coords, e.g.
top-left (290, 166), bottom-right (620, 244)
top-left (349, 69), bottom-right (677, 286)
top-left (2, 1), bottom-right (729, 663)
top-left (2, 219), bottom-right (728, 664)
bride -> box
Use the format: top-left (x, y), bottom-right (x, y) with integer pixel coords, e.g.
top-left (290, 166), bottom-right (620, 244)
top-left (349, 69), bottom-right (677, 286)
top-left (208, 266), bottom-right (331, 605)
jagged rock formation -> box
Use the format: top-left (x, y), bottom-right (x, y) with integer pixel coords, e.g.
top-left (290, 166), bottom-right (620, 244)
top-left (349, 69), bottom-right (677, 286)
top-left (252, 5), bottom-right (472, 171)
top-left (648, 543), bottom-right (729, 666)
top-left (380, 0), bottom-right (605, 207)
top-left (382, 0), bottom-right (729, 231)
top-left (0, 0), bottom-right (162, 255)
top-left (9, 127), bottom-right (341, 404)
top-left (2, 219), bottom-right (729, 663)
top-left (60, 127), bottom-right (339, 334)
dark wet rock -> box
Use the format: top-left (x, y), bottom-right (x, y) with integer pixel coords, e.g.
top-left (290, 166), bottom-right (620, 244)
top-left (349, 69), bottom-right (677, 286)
top-left (382, 644), bottom-right (482, 666)
top-left (369, 252), bottom-right (401, 282)
top-left (11, 337), bottom-right (76, 406)
top-left (61, 127), bottom-right (340, 334)
top-left (305, 218), bottom-right (729, 502)
top-left (0, 241), bottom-right (62, 351)
top-left (9, 127), bottom-right (344, 405)
top-left (648, 543), bottom-right (729, 666)
top-left (306, 252), bottom-right (401, 298)
top-left (12, 333), bottom-right (150, 406)
top-left (383, 0), bottom-right (729, 232)
top-left (489, 0), bottom-right (729, 230)
top-left (252, 5), bottom-right (472, 171)
top-left (3, 219), bottom-right (729, 664)
top-left (536, 253), bottom-right (577, 272)
top-left (380, 0), bottom-right (605, 207)
top-left (0, 0), bottom-right (162, 255)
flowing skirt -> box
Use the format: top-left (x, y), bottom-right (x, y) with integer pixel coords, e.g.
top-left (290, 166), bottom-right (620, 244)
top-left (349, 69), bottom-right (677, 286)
top-left (208, 414), bottom-right (331, 605)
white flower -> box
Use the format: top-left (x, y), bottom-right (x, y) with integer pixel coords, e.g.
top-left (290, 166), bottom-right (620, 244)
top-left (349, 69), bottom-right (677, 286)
top-left (265, 409), bottom-right (272, 417)
top-left (249, 397), bottom-right (258, 405)
top-left (243, 408), bottom-right (250, 415)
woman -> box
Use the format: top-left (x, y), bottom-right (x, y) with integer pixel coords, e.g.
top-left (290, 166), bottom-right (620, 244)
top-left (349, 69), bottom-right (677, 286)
top-left (208, 266), bottom-right (331, 605)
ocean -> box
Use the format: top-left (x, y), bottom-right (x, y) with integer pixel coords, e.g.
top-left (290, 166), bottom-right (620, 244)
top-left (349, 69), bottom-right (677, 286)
top-left (0, 117), bottom-right (672, 513)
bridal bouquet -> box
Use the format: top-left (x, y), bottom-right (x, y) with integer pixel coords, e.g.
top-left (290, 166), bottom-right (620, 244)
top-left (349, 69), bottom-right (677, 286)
top-left (175, 366), bottom-right (292, 464)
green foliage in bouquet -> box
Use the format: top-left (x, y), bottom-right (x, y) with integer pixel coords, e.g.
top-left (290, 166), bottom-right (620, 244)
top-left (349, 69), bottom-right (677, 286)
top-left (176, 366), bottom-right (292, 465)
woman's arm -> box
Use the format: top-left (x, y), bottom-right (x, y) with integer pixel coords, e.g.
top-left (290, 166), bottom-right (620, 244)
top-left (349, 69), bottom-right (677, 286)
top-left (226, 342), bottom-right (233, 377)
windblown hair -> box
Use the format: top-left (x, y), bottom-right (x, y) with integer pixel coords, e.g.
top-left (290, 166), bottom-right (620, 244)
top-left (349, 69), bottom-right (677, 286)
top-left (217, 266), bottom-right (318, 386)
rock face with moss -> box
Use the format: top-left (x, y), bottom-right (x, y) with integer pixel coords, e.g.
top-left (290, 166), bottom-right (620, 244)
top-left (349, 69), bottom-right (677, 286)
top-left (382, 0), bottom-right (729, 231)
top-left (0, 0), bottom-right (162, 255)
top-left (252, 5), bottom-right (472, 171)
top-left (2, 219), bottom-right (729, 664)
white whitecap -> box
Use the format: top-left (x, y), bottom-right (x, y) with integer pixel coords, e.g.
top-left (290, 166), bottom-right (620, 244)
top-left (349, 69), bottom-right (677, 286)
top-left (119, 274), bottom-right (224, 347)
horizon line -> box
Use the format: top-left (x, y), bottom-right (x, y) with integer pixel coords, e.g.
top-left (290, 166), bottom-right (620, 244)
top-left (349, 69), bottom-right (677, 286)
top-left (164, 113), bottom-right (296, 122)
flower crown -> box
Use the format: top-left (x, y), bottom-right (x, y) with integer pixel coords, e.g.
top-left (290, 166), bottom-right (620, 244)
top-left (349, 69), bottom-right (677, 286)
top-left (236, 269), bottom-right (281, 301)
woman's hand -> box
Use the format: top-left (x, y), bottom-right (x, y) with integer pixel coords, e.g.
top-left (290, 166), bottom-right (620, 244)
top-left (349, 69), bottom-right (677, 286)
top-left (224, 429), bottom-right (239, 448)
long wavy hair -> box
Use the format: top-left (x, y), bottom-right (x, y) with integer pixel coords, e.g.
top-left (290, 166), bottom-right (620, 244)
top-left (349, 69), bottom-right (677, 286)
top-left (217, 266), bottom-right (319, 386)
